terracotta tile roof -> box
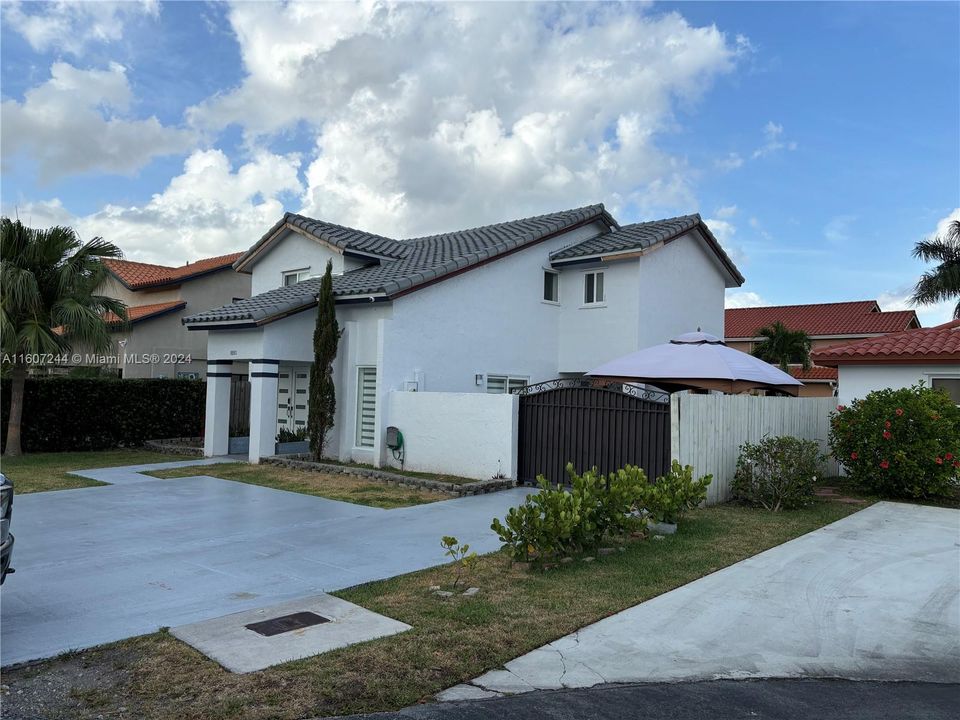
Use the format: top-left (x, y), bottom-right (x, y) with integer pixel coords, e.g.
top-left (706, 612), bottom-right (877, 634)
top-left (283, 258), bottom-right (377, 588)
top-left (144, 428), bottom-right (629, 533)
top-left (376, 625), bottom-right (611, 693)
top-left (725, 301), bottom-right (919, 338)
top-left (811, 320), bottom-right (960, 365)
top-left (104, 252), bottom-right (243, 290)
top-left (788, 365), bottom-right (838, 382)
top-left (105, 300), bottom-right (186, 325)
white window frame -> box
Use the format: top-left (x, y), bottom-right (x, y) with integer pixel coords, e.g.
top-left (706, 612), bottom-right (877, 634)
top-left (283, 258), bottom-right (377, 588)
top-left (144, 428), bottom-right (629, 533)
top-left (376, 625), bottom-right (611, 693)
top-left (282, 268), bottom-right (311, 287)
top-left (542, 269), bottom-right (560, 305)
top-left (355, 366), bottom-right (378, 448)
top-left (485, 374), bottom-right (529, 394)
top-left (582, 270), bottom-right (606, 307)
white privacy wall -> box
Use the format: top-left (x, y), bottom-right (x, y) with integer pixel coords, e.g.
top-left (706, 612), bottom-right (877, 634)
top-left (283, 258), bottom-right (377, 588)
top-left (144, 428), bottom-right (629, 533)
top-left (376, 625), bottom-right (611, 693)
top-left (671, 394), bottom-right (838, 505)
top-left (837, 364), bottom-right (960, 405)
top-left (385, 391), bottom-right (519, 480)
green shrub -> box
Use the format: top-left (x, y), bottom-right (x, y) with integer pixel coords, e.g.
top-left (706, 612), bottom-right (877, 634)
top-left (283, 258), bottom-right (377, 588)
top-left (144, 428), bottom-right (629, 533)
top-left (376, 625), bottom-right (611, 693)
top-left (0, 377), bottom-right (204, 452)
top-left (733, 436), bottom-right (823, 511)
top-left (829, 382), bottom-right (960, 499)
top-left (490, 463), bottom-right (647, 562)
top-left (640, 460), bottom-right (712, 524)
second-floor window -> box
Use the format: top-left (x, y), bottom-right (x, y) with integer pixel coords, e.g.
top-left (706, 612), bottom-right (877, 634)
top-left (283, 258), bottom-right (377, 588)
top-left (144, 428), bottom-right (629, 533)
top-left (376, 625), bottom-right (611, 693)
top-left (283, 269), bottom-right (311, 287)
top-left (583, 270), bottom-right (605, 305)
top-left (543, 270), bottom-right (559, 303)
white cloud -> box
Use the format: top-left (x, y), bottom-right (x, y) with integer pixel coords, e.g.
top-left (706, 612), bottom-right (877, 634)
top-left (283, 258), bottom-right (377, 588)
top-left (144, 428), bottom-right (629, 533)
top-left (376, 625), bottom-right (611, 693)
top-left (4, 149), bottom-right (303, 264)
top-left (187, 3), bottom-right (741, 237)
top-left (725, 290), bottom-right (768, 309)
top-left (824, 214), bottom-right (857, 244)
top-left (930, 207), bottom-right (960, 240)
top-left (704, 206), bottom-right (746, 263)
top-left (1, 1), bottom-right (158, 55)
top-left (884, 208), bottom-right (960, 326)
top-left (752, 121), bottom-right (797, 159)
top-left (714, 152), bottom-right (744, 171)
top-left (1, 61), bottom-right (195, 181)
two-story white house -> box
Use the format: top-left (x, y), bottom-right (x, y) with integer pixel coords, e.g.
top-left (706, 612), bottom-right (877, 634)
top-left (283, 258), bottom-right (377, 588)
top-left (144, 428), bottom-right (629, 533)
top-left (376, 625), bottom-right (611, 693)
top-left (184, 204), bottom-right (743, 466)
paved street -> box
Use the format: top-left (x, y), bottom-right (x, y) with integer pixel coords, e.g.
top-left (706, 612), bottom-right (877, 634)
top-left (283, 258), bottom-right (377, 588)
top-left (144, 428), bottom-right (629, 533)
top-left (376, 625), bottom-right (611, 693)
top-left (339, 680), bottom-right (960, 720)
top-left (1, 460), bottom-right (529, 666)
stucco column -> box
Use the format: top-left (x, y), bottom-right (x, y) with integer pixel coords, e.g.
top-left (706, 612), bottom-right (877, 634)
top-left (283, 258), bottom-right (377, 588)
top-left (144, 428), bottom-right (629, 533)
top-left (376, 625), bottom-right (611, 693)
top-left (248, 359), bottom-right (280, 463)
top-left (204, 361), bottom-right (232, 457)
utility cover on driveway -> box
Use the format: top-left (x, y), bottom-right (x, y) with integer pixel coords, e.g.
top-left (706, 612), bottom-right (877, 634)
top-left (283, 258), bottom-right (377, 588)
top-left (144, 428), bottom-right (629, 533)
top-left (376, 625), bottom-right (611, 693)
top-left (171, 593), bottom-right (411, 672)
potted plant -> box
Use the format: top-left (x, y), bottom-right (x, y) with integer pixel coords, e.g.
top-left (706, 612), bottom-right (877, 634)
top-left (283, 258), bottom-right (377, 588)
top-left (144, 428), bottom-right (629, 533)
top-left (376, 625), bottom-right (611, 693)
top-left (275, 427), bottom-right (310, 455)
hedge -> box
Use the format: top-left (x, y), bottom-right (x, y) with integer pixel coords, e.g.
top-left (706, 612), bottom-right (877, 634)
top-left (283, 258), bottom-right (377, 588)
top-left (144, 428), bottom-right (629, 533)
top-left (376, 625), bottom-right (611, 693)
top-left (1, 378), bottom-right (205, 453)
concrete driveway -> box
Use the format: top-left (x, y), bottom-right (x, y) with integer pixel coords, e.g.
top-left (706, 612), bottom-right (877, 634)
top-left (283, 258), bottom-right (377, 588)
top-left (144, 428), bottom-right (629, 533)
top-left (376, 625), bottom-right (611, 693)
top-left (445, 502), bottom-right (960, 698)
top-left (0, 460), bottom-right (530, 666)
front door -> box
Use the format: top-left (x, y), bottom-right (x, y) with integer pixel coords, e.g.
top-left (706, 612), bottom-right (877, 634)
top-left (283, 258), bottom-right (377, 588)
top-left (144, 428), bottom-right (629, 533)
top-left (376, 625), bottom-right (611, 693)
top-left (277, 366), bottom-right (310, 436)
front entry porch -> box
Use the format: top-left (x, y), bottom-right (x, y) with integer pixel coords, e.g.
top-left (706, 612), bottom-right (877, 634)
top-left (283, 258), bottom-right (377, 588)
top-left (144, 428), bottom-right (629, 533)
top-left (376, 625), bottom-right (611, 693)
top-left (205, 359), bottom-right (312, 463)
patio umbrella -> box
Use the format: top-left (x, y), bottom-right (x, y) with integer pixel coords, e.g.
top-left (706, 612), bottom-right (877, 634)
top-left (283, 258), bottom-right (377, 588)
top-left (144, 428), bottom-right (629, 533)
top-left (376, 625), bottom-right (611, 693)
top-left (586, 330), bottom-right (804, 396)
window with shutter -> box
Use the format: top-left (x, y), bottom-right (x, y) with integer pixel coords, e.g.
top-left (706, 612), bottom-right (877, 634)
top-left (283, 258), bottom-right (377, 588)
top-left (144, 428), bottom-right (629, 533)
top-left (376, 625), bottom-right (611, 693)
top-left (356, 366), bottom-right (377, 447)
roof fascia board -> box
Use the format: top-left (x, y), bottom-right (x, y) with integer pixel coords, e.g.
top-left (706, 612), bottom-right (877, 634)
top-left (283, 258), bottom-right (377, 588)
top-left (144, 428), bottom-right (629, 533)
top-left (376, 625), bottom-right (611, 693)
top-left (185, 293), bottom-right (390, 331)
top-left (728, 332), bottom-right (906, 342)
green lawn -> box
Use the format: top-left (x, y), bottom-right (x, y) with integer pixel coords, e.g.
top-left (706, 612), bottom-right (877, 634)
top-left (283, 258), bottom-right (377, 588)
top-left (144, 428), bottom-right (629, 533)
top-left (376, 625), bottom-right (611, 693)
top-left (2, 498), bottom-right (869, 720)
top-left (0, 449), bottom-right (178, 493)
top-left (147, 462), bottom-right (443, 509)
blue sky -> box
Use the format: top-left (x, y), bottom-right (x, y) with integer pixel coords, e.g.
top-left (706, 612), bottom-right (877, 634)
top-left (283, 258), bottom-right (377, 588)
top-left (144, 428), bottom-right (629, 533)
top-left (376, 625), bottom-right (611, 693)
top-left (1, 1), bottom-right (958, 324)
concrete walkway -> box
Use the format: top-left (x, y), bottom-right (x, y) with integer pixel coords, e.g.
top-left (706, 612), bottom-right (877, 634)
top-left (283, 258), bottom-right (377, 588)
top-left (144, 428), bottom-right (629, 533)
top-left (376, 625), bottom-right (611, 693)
top-left (1, 458), bottom-right (530, 666)
top-left (443, 502), bottom-right (960, 699)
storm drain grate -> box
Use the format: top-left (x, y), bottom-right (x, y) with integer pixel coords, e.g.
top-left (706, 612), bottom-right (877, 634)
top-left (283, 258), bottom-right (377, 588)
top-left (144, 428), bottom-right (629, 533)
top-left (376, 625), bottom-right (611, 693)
top-left (245, 611), bottom-right (330, 637)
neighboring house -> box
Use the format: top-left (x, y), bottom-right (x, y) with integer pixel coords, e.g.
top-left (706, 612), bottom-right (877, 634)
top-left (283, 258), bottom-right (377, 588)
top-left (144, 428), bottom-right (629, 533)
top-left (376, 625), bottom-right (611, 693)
top-left (184, 204), bottom-right (744, 464)
top-left (812, 320), bottom-right (960, 406)
top-left (84, 253), bottom-right (251, 378)
top-left (725, 300), bottom-right (920, 397)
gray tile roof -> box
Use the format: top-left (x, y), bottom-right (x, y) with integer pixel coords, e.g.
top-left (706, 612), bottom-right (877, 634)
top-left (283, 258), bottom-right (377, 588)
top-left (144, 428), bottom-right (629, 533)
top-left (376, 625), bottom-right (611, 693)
top-left (234, 214), bottom-right (408, 272)
top-left (185, 204), bottom-right (614, 326)
top-left (549, 213), bottom-right (744, 284)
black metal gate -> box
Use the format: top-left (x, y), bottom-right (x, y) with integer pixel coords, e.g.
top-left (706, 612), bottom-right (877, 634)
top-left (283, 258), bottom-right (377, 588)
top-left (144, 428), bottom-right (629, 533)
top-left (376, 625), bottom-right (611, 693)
top-left (514, 378), bottom-right (671, 485)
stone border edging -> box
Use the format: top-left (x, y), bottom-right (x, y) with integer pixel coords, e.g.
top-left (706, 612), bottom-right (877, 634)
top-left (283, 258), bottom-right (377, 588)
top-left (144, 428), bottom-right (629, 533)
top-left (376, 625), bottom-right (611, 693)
top-left (263, 454), bottom-right (515, 497)
top-left (144, 437), bottom-right (203, 457)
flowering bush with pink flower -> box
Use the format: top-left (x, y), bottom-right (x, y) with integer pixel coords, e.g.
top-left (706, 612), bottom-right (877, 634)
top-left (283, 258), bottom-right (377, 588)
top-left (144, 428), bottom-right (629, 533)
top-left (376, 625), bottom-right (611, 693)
top-left (829, 382), bottom-right (960, 498)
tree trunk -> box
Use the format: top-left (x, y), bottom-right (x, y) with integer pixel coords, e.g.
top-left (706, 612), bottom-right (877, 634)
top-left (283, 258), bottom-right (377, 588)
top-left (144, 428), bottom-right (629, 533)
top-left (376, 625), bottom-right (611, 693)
top-left (4, 362), bottom-right (26, 457)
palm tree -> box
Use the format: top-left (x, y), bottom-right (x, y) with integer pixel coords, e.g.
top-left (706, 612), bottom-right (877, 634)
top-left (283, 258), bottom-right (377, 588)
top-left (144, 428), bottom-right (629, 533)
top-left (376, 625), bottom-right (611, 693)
top-left (911, 218), bottom-right (960, 319)
top-left (1, 219), bottom-right (126, 456)
top-left (751, 321), bottom-right (812, 371)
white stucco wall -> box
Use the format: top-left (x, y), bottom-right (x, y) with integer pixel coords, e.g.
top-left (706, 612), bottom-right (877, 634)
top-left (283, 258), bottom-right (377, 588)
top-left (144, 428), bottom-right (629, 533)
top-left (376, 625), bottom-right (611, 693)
top-left (385, 390), bottom-right (518, 480)
top-left (203, 216), bottom-right (736, 470)
top-left (379, 221), bottom-right (609, 401)
top-left (248, 229), bottom-right (343, 295)
top-left (557, 259), bottom-right (640, 373)
top-left (635, 231), bottom-right (726, 347)
top-left (837, 364), bottom-right (960, 405)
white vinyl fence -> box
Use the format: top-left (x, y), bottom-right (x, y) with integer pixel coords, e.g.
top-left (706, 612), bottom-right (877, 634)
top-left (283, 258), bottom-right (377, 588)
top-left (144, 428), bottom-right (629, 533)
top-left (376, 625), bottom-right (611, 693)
top-left (671, 394), bottom-right (838, 504)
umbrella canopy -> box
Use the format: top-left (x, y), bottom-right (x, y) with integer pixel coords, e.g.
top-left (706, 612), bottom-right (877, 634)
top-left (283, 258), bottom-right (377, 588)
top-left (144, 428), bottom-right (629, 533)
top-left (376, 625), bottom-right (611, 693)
top-left (586, 331), bottom-right (804, 396)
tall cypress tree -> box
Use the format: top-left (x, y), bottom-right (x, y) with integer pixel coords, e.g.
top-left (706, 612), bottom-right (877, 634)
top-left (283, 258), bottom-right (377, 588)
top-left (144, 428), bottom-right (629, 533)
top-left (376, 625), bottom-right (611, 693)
top-left (308, 260), bottom-right (341, 461)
